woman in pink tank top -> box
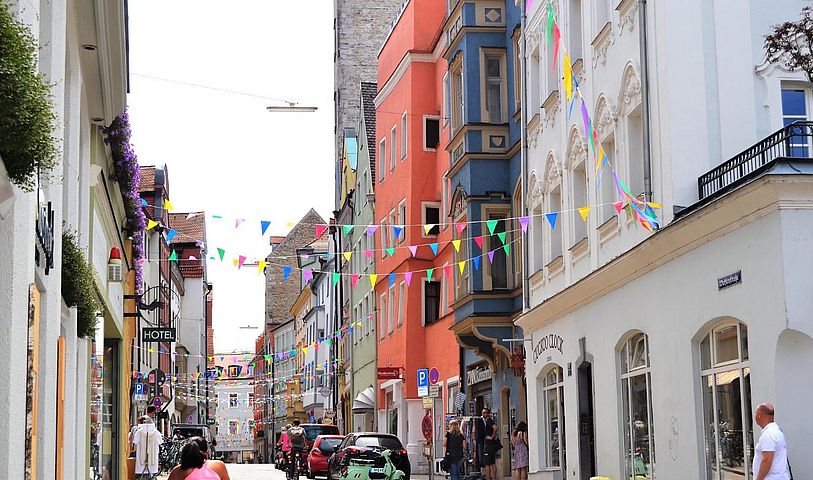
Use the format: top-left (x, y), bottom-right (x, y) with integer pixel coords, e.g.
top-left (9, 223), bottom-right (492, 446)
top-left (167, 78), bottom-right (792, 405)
top-left (168, 437), bottom-right (230, 480)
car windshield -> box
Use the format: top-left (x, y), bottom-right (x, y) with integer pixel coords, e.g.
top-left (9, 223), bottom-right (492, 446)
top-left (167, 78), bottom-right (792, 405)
top-left (355, 436), bottom-right (403, 450)
top-left (305, 426), bottom-right (340, 441)
top-left (320, 438), bottom-right (343, 452)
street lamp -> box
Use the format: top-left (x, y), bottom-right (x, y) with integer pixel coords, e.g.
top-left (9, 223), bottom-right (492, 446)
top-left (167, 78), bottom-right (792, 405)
top-left (266, 101), bottom-right (318, 113)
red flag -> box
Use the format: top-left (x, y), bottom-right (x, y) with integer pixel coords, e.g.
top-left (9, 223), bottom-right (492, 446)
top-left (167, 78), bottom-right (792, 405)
top-left (552, 23), bottom-right (561, 71)
top-left (315, 224), bottom-right (328, 239)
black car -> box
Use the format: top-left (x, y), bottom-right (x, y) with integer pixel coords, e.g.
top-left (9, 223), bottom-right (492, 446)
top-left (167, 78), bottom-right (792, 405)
top-left (327, 433), bottom-right (410, 480)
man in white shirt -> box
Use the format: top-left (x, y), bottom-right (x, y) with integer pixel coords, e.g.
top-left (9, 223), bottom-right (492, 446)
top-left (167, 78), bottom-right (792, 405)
top-left (753, 403), bottom-right (791, 480)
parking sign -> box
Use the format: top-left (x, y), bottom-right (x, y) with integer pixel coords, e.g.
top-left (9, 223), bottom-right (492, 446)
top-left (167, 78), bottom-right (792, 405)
top-left (417, 368), bottom-right (429, 397)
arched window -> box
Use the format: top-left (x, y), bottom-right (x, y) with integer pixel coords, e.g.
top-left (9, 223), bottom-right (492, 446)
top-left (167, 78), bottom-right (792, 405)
top-left (541, 365), bottom-right (566, 469)
top-left (619, 333), bottom-right (655, 478)
top-left (699, 322), bottom-right (753, 480)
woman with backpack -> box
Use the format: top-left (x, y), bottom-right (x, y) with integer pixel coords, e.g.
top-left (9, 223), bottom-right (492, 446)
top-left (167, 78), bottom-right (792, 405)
top-left (443, 419), bottom-right (467, 480)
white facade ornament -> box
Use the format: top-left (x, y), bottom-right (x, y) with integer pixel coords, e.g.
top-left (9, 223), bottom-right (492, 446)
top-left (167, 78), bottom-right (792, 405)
top-left (567, 127), bottom-right (587, 168)
top-left (528, 172), bottom-right (544, 207)
top-left (619, 63), bottom-right (642, 114)
top-left (617, 0), bottom-right (638, 35)
top-left (591, 23), bottom-right (614, 67)
top-left (543, 153), bottom-right (561, 193)
top-left (542, 90), bottom-right (561, 129)
top-left (526, 31), bottom-right (541, 53)
top-left (594, 96), bottom-right (618, 139)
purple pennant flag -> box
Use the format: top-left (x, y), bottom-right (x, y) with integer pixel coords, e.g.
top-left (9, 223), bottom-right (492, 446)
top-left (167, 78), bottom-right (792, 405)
top-left (405, 271), bottom-right (413, 286)
top-left (487, 250), bottom-right (495, 263)
top-left (367, 225), bottom-right (378, 237)
top-left (303, 268), bottom-right (313, 283)
top-left (407, 245), bottom-right (418, 257)
top-left (581, 99), bottom-right (591, 141)
top-left (519, 216), bottom-right (530, 233)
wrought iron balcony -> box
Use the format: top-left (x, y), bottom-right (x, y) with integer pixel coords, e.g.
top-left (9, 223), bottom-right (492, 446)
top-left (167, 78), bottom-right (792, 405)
top-left (698, 121), bottom-right (813, 199)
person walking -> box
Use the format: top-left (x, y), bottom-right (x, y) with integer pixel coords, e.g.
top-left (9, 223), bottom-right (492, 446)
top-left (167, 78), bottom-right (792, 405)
top-left (475, 408), bottom-right (498, 480)
top-left (134, 417), bottom-right (163, 478)
top-left (443, 419), bottom-right (467, 480)
top-left (167, 436), bottom-right (230, 480)
top-left (753, 403), bottom-right (791, 480)
top-left (128, 416), bottom-right (147, 458)
top-left (511, 422), bottom-right (529, 480)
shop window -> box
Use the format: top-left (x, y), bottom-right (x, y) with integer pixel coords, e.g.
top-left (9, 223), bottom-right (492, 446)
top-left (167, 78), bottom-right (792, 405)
top-left (424, 281), bottom-right (440, 325)
top-left (698, 322), bottom-right (753, 480)
top-left (424, 116), bottom-right (440, 150)
top-left (619, 332), bottom-right (655, 479)
top-left (541, 366), bottom-right (566, 469)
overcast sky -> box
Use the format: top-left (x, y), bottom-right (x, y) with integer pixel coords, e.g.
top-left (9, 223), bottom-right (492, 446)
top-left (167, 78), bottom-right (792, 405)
top-left (127, 0), bottom-right (334, 353)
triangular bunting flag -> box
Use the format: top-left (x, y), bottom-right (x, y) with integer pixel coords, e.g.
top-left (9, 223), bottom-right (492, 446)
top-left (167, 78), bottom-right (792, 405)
top-left (552, 22), bottom-right (561, 70)
top-left (455, 222), bottom-right (467, 236)
top-left (388, 273), bottom-right (396, 287)
top-left (257, 261), bottom-right (268, 274)
top-left (392, 225), bottom-right (403, 238)
top-left (283, 265), bottom-right (292, 282)
top-left (503, 244), bottom-right (511, 255)
top-left (141, 198), bottom-right (148, 206)
top-left (474, 236), bottom-right (484, 249)
top-left (364, 249), bottom-right (373, 259)
top-left (332, 272), bottom-right (341, 286)
top-left (458, 261), bottom-right (466, 274)
top-left (238, 255), bottom-right (247, 269)
top-left (614, 201), bottom-right (625, 213)
top-left (315, 224), bottom-right (328, 239)
top-left (429, 243), bottom-right (439, 255)
top-left (261, 220), bottom-right (271, 236)
top-left (452, 239), bottom-right (461, 252)
top-left (546, 212), bottom-right (558, 230)
top-left (407, 245), bottom-right (418, 257)
top-left (217, 248), bottom-right (225, 261)
top-left (343, 252), bottom-right (353, 262)
top-left (386, 247), bottom-right (395, 257)
top-left (343, 225), bottom-right (354, 236)
top-left (497, 232), bottom-right (507, 245)
top-left (233, 258), bottom-right (239, 267)
top-left (164, 199), bottom-right (174, 211)
top-left (235, 218), bottom-right (245, 229)
top-left (367, 225), bottom-right (378, 237)
top-left (473, 257), bottom-right (481, 270)
top-left (426, 268), bottom-right (434, 281)
top-left (443, 264), bottom-right (452, 278)
top-left (369, 274), bottom-right (378, 288)
top-left (168, 250), bottom-right (178, 261)
top-left (563, 52), bottom-right (573, 101)
top-left (165, 229), bottom-right (177, 242)
top-left (578, 206), bottom-right (591, 222)
top-left (486, 219), bottom-right (498, 235)
top-left (405, 271), bottom-right (413, 286)
top-left (147, 220), bottom-right (158, 230)
top-left (519, 216), bottom-right (530, 233)
top-left (303, 269), bottom-right (313, 283)
top-left (351, 274), bottom-right (360, 288)
top-left (423, 224), bottom-right (435, 235)
top-left (488, 250), bottom-right (495, 263)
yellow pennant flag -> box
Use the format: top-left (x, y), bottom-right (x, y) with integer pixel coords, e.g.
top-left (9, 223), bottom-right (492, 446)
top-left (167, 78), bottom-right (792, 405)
top-left (369, 274), bottom-right (378, 288)
top-left (563, 52), bottom-right (573, 101)
top-left (452, 239), bottom-right (461, 252)
top-left (147, 220), bottom-right (158, 230)
top-left (343, 251), bottom-right (353, 262)
top-left (423, 224), bottom-right (435, 235)
top-left (164, 199), bottom-right (174, 211)
top-left (595, 146), bottom-right (605, 176)
top-left (578, 206), bottom-right (591, 222)
top-left (233, 258), bottom-right (239, 267)
top-left (647, 202), bottom-right (662, 208)
top-left (257, 261), bottom-right (268, 274)
top-left (458, 260), bottom-right (466, 274)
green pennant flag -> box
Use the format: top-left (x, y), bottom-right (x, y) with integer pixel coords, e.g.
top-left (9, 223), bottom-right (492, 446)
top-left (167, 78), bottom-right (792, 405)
top-left (342, 225), bottom-right (354, 236)
top-left (332, 272), bottom-right (341, 286)
top-left (217, 248), bottom-right (225, 261)
top-left (497, 231), bottom-right (507, 245)
top-left (386, 247), bottom-right (395, 256)
top-left (426, 268), bottom-right (434, 281)
top-left (168, 250), bottom-right (178, 261)
top-left (486, 219), bottom-right (498, 235)
top-left (503, 244), bottom-right (511, 256)
top-left (546, 0), bottom-right (555, 45)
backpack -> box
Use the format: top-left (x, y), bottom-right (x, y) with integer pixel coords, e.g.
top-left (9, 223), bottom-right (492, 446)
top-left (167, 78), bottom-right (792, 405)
top-left (288, 426), bottom-right (306, 448)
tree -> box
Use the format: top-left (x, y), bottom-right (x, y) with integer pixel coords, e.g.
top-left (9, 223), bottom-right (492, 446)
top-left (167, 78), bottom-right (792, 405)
top-left (765, 6), bottom-right (813, 82)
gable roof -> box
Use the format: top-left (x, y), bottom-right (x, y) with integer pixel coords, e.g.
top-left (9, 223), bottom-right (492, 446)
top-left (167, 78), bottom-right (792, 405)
top-left (139, 166), bottom-right (156, 192)
top-left (168, 213), bottom-right (206, 245)
top-left (360, 82), bottom-right (378, 185)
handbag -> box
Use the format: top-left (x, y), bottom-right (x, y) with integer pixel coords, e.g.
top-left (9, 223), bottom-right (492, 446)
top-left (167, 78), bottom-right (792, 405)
top-left (492, 436), bottom-right (503, 452)
top-left (440, 454), bottom-right (450, 472)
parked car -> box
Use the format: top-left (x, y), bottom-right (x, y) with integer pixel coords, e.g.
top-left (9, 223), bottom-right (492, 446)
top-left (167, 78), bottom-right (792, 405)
top-left (327, 433), bottom-right (410, 480)
top-left (307, 435), bottom-right (345, 478)
top-left (302, 423), bottom-right (341, 451)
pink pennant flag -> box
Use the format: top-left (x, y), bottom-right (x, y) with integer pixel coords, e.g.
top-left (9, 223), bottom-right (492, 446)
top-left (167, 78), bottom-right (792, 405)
top-left (364, 249), bottom-right (373, 259)
top-left (407, 245), bottom-right (418, 257)
top-left (351, 274), bottom-right (360, 288)
top-left (614, 200), bottom-right (625, 213)
top-left (474, 235), bottom-right (484, 249)
top-left (303, 269), bottom-right (313, 283)
top-left (443, 264), bottom-right (452, 278)
top-left (519, 216), bottom-right (530, 233)
top-left (237, 255), bottom-right (247, 269)
top-left (315, 224), bottom-right (328, 239)
top-left (487, 250), bottom-right (495, 263)
top-left (405, 271), bottom-right (413, 286)
top-left (455, 222), bottom-right (467, 236)
top-left (235, 218), bottom-right (245, 229)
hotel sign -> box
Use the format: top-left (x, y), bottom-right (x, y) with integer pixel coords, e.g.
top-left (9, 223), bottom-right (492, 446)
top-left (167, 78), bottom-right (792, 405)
top-left (533, 334), bottom-right (564, 363)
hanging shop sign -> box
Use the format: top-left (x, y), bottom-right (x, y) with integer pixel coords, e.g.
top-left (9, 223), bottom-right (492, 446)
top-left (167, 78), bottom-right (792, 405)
top-left (466, 365), bottom-right (493, 386)
top-left (378, 367), bottom-right (401, 380)
top-left (532, 333), bottom-right (564, 363)
top-left (142, 327), bottom-right (177, 342)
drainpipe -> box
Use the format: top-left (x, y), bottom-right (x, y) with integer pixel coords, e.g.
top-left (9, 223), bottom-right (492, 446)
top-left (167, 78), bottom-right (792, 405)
top-left (520, 3), bottom-right (530, 313)
top-left (639, 0), bottom-right (653, 203)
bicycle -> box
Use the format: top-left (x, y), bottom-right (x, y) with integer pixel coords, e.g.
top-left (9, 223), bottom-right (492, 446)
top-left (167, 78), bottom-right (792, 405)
top-left (288, 449), bottom-right (305, 480)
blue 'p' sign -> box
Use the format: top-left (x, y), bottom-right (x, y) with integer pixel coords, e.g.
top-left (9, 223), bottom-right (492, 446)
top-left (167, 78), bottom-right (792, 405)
top-left (417, 368), bottom-right (429, 388)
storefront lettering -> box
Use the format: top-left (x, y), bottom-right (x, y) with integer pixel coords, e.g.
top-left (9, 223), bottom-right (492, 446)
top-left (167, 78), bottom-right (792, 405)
top-left (466, 365), bottom-right (493, 386)
top-left (533, 334), bottom-right (564, 363)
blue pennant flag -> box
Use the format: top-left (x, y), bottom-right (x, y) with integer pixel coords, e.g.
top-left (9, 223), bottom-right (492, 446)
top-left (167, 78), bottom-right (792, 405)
top-left (260, 220), bottom-right (271, 236)
top-left (473, 257), bottom-right (481, 270)
top-left (392, 225), bottom-right (403, 238)
top-left (283, 265), bottom-right (292, 282)
top-left (429, 243), bottom-right (439, 255)
top-left (546, 212), bottom-right (558, 230)
top-left (165, 229), bottom-right (177, 242)
top-left (388, 273), bottom-right (396, 287)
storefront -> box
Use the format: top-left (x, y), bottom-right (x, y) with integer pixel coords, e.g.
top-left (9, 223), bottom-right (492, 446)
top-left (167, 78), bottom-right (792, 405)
top-left (517, 177), bottom-right (813, 480)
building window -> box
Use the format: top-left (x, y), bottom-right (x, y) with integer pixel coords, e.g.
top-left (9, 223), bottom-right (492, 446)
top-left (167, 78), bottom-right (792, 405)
top-left (484, 53), bottom-right (505, 124)
top-left (401, 113), bottom-right (408, 159)
top-left (529, 48), bottom-right (541, 114)
top-left (390, 126), bottom-right (397, 171)
top-left (548, 186), bottom-right (563, 262)
top-left (379, 138), bottom-right (386, 181)
top-left (486, 214), bottom-right (508, 289)
top-left (398, 201), bottom-right (407, 243)
top-left (593, 0), bottom-right (610, 36)
top-left (380, 218), bottom-right (388, 258)
top-left (782, 88), bottom-right (810, 156)
top-left (451, 61), bottom-right (464, 134)
top-left (397, 281), bottom-right (405, 327)
top-left (424, 116), bottom-right (441, 150)
top-left (599, 135), bottom-right (617, 225)
top-left (568, 0), bottom-right (583, 60)
top-left (229, 420), bottom-right (238, 435)
top-left (388, 210), bottom-right (397, 247)
top-left (443, 73), bottom-right (450, 127)
top-left (424, 281), bottom-right (440, 325)
top-left (570, 161), bottom-right (588, 246)
top-left (379, 294), bottom-right (387, 339)
top-left (229, 393), bottom-right (238, 407)
top-left (248, 392), bottom-right (254, 405)
top-left (454, 219), bottom-right (470, 300)
top-left (620, 333), bottom-right (655, 479)
top-left (626, 108), bottom-right (645, 199)
top-left (423, 203), bottom-right (441, 236)
top-left (699, 322), bottom-right (753, 480)
top-left (388, 286), bottom-right (395, 334)
top-left (541, 366), bottom-right (566, 469)
top-left (228, 365), bottom-right (240, 378)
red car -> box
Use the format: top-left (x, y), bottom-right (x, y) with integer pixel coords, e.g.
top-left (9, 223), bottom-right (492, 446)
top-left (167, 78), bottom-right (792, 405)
top-left (307, 435), bottom-right (345, 478)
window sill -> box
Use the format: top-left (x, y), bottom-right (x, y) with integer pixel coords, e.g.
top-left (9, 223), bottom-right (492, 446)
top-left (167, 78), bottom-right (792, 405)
top-left (569, 236), bottom-right (589, 261)
top-left (598, 215), bottom-right (619, 243)
top-left (545, 255), bottom-right (564, 276)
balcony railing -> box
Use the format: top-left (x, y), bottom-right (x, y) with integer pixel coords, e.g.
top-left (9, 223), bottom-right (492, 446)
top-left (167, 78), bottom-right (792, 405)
top-left (698, 121), bottom-right (813, 199)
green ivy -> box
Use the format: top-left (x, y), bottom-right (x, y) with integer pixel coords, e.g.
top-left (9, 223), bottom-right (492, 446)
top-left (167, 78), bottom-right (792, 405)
top-left (62, 230), bottom-right (100, 338)
top-left (0, 0), bottom-right (58, 191)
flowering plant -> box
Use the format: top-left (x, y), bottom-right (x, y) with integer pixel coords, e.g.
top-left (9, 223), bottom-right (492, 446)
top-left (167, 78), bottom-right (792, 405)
top-left (101, 110), bottom-right (145, 292)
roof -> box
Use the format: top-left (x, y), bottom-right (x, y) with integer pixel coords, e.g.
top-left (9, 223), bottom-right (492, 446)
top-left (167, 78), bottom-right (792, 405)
top-left (168, 213), bottom-right (206, 245)
top-left (139, 165), bottom-right (156, 192)
top-left (361, 82), bottom-right (378, 184)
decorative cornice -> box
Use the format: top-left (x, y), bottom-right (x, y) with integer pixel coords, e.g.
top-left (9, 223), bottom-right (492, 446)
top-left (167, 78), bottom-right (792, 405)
top-left (619, 63), bottom-right (642, 115)
top-left (567, 127), bottom-right (587, 168)
top-left (616, 0), bottom-right (638, 35)
top-left (591, 22), bottom-right (614, 68)
top-left (572, 58), bottom-right (586, 85)
top-left (543, 153), bottom-right (562, 193)
top-left (542, 90), bottom-right (560, 129)
top-left (594, 96), bottom-right (618, 139)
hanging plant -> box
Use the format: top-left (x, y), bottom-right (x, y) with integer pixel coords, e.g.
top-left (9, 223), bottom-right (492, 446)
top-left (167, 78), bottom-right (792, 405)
top-left (62, 230), bottom-right (101, 338)
top-left (101, 110), bottom-right (146, 292)
top-left (0, 0), bottom-right (58, 190)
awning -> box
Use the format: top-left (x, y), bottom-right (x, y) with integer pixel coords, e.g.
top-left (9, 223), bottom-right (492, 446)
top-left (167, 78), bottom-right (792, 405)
top-left (352, 387), bottom-right (376, 412)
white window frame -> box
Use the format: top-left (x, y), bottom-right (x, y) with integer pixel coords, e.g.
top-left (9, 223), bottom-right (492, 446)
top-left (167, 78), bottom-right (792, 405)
top-left (390, 126), bottom-right (397, 171)
top-left (398, 200), bottom-right (407, 243)
top-left (421, 201), bottom-right (441, 238)
top-left (387, 286), bottom-right (396, 334)
top-left (442, 72), bottom-right (450, 127)
top-left (379, 293), bottom-right (387, 339)
top-left (541, 365), bottom-right (565, 470)
top-left (380, 218), bottom-right (388, 258)
top-left (388, 210), bottom-right (397, 248)
top-left (379, 138), bottom-right (386, 181)
top-left (482, 50), bottom-right (507, 124)
top-left (619, 332), bottom-right (655, 479)
top-left (423, 115), bottom-right (441, 152)
top-left (401, 113), bottom-right (408, 159)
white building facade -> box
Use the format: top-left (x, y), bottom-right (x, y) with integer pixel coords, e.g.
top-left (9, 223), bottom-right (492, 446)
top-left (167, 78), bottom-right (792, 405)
top-left (519, 0), bottom-right (813, 479)
top-left (213, 353), bottom-right (256, 463)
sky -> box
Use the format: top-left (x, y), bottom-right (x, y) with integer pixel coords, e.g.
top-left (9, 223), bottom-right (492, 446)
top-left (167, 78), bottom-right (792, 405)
top-left (127, 1), bottom-right (335, 353)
